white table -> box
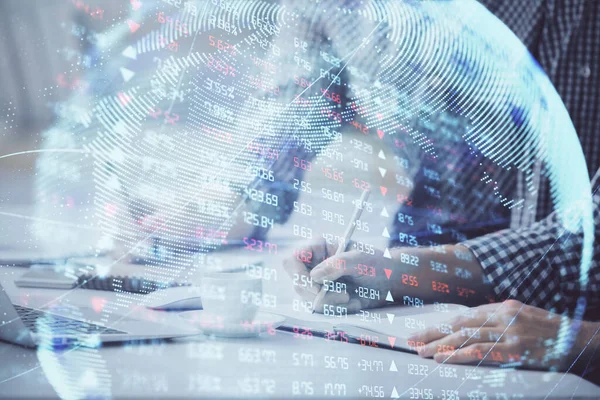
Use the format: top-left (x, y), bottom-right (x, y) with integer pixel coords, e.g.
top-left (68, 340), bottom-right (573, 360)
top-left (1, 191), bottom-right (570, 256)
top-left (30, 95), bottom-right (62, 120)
top-left (1, 260), bottom-right (599, 399)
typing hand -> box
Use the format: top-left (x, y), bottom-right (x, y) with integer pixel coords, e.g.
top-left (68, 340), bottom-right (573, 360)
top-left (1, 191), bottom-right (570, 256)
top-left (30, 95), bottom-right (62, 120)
top-left (409, 300), bottom-right (586, 370)
top-left (283, 239), bottom-right (392, 314)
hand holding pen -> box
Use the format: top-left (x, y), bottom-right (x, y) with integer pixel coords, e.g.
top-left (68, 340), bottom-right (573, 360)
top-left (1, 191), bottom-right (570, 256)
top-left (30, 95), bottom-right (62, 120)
top-left (283, 189), bottom-right (393, 314)
top-left (311, 190), bottom-right (370, 313)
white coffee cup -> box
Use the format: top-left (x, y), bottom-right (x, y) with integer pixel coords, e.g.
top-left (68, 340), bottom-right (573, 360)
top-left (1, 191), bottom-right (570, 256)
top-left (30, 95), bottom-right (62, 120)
top-left (200, 271), bottom-right (262, 324)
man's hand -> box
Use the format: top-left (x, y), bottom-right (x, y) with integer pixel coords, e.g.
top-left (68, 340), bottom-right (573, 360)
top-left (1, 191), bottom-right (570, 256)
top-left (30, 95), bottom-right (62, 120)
top-left (283, 241), bottom-right (493, 313)
top-left (283, 238), bottom-right (394, 313)
top-left (409, 299), bottom-right (595, 371)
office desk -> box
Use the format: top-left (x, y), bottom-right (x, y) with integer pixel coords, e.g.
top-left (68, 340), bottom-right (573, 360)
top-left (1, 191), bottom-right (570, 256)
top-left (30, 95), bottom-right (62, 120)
top-left (1, 266), bottom-right (599, 399)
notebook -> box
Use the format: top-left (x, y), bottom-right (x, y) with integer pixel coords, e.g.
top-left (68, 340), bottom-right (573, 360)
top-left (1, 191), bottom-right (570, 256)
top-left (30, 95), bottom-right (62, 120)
top-left (274, 303), bottom-right (470, 353)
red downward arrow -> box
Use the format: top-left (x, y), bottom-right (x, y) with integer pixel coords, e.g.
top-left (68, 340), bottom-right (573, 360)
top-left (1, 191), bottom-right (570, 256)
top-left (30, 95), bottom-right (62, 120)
top-left (91, 297), bottom-right (107, 313)
top-left (384, 269), bottom-right (392, 279)
top-left (380, 186), bottom-right (388, 196)
top-left (388, 336), bottom-right (396, 348)
top-left (127, 19), bottom-right (141, 33)
top-left (377, 129), bottom-right (385, 139)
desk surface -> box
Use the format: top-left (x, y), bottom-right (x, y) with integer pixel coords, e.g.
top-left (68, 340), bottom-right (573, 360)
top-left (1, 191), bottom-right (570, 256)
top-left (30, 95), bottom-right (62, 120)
top-left (1, 264), bottom-right (599, 400)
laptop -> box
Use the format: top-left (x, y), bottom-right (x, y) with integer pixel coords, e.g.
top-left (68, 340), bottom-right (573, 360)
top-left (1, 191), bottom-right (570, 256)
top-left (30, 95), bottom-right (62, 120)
top-left (0, 282), bottom-right (197, 348)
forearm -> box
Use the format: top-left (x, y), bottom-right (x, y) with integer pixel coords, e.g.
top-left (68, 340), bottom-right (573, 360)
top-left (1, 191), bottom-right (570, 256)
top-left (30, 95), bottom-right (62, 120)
top-left (389, 245), bottom-right (493, 307)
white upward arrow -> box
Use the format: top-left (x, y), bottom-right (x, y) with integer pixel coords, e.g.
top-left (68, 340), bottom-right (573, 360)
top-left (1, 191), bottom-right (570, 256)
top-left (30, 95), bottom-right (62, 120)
top-left (380, 207), bottom-right (389, 217)
top-left (382, 227), bottom-right (390, 238)
top-left (386, 291), bottom-right (394, 302)
top-left (378, 150), bottom-right (386, 160)
top-left (391, 387), bottom-right (400, 399)
top-left (122, 46), bottom-right (137, 60)
top-left (383, 248), bottom-right (392, 259)
top-left (389, 360), bottom-right (398, 372)
top-left (120, 67), bottom-right (135, 82)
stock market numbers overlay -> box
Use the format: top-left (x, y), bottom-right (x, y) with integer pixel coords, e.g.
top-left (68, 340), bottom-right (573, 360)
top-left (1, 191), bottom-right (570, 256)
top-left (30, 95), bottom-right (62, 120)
top-left (0, 0), bottom-right (593, 398)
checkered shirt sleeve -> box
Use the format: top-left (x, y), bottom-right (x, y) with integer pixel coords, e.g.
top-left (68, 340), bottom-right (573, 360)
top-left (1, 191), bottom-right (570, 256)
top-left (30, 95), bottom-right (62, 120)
top-left (463, 170), bottom-right (600, 317)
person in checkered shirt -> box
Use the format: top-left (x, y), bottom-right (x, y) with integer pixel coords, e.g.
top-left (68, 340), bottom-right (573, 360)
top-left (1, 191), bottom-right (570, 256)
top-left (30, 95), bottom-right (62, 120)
top-left (426, 0), bottom-right (600, 378)
top-left (284, 0), bottom-right (600, 380)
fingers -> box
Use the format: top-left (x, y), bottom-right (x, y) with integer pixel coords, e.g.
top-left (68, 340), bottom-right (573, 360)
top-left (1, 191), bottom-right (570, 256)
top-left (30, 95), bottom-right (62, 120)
top-left (284, 256), bottom-right (316, 300)
top-left (285, 242), bottom-right (384, 312)
top-left (410, 309), bottom-right (499, 343)
top-left (310, 258), bottom-right (349, 283)
top-left (409, 301), bottom-right (558, 368)
top-left (284, 254), bottom-right (316, 287)
top-left (284, 238), bottom-right (339, 302)
top-left (410, 301), bottom-right (529, 367)
top-left (408, 326), bottom-right (448, 345)
top-left (292, 279), bottom-right (320, 301)
top-left (409, 306), bottom-right (506, 361)
top-left (308, 246), bottom-right (387, 285)
top-left (416, 328), bottom-right (500, 358)
top-left (309, 250), bottom-right (361, 284)
top-left (283, 238), bottom-right (331, 274)
top-left (433, 343), bottom-right (509, 365)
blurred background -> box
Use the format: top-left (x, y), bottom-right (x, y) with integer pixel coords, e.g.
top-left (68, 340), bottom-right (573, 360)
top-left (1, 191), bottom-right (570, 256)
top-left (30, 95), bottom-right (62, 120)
top-left (0, 1), bottom-right (118, 205)
top-left (1, 0), bottom-right (73, 204)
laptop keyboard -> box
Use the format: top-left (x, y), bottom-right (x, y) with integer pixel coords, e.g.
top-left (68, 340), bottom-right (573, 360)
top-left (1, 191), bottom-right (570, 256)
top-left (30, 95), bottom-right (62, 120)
top-left (14, 304), bottom-right (127, 335)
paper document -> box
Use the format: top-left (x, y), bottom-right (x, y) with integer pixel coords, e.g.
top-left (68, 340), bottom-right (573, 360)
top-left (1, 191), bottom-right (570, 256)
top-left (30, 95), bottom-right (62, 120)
top-left (272, 303), bottom-right (469, 352)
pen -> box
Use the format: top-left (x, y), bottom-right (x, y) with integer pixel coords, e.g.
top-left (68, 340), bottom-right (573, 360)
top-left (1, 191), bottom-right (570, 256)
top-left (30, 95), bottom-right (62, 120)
top-left (312, 189), bottom-right (371, 314)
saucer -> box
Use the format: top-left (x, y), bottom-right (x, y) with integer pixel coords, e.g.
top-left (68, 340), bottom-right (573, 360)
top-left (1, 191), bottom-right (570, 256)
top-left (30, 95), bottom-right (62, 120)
top-left (178, 311), bottom-right (286, 338)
